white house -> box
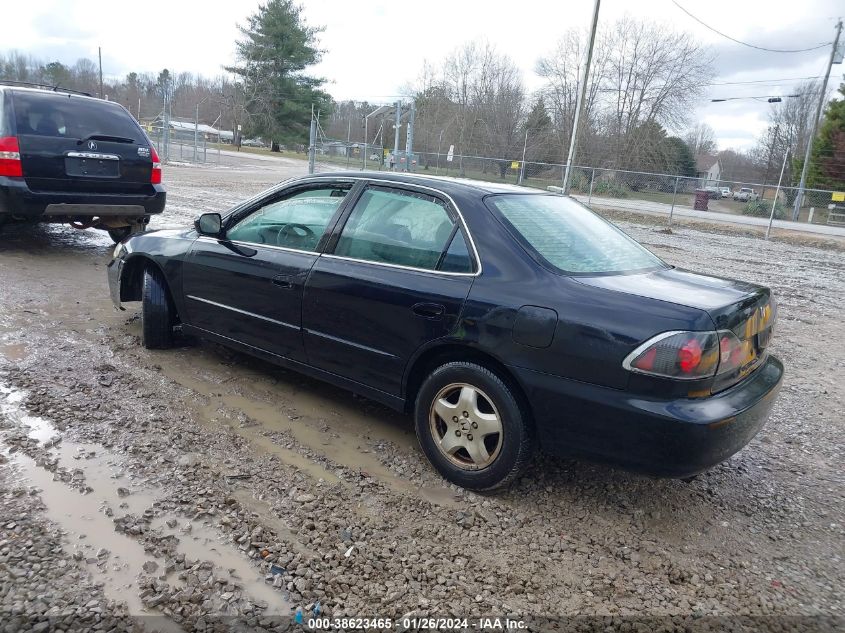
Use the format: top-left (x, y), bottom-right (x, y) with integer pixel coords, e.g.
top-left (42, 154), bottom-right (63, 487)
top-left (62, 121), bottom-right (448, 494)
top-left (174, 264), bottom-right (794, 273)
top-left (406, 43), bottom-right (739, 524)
top-left (695, 155), bottom-right (721, 187)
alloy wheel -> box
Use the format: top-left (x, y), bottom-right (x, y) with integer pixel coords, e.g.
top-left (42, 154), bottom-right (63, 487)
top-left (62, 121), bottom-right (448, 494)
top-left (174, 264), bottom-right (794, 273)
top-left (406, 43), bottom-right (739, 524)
top-left (429, 382), bottom-right (503, 470)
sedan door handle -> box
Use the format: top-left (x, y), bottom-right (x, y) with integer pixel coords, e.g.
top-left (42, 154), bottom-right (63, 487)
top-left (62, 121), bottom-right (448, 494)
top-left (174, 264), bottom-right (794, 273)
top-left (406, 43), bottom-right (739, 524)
top-left (272, 275), bottom-right (294, 289)
top-left (412, 302), bottom-right (445, 319)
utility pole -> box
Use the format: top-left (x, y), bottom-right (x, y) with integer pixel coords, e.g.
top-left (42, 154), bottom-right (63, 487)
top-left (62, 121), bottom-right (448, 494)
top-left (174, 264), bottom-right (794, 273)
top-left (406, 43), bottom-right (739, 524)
top-left (762, 124), bottom-right (780, 194)
top-left (363, 115), bottom-right (368, 170)
top-left (436, 129), bottom-right (444, 175)
top-left (346, 117), bottom-right (352, 169)
top-left (98, 47), bottom-right (104, 99)
top-left (308, 105), bottom-right (317, 175)
top-left (767, 149), bottom-right (790, 240)
top-left (792, 18), bottom-right (842, 221)
top-left (562, 0), bottom-right (600, 193)
top-left (393, 100), bottom-right (402, 170)
top-left (404, 102), bottom-right (415, 172)
top-left (162, 80), bottom-right (171, 162)
top-left (518, 130), bottom-right (528, 185)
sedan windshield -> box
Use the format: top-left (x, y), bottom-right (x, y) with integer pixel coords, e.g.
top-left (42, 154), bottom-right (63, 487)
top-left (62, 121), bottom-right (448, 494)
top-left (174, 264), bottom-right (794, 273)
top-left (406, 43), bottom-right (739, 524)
top-left (485, 194), bottom-right (666, 275)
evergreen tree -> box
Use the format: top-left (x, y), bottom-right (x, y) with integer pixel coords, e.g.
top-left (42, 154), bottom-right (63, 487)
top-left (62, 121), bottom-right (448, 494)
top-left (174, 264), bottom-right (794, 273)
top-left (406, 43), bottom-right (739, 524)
top-left (226, 0), bottom-right (331, 149)
top-left (525, 97), bottom-right (552, 133)
top-left (524, 97), bottom-right (553, 165)
top-left (806, 83), bottom-right (845, 191)
top-left (42, 61), bottom-right (70, 87)
top-left (664, 136), bottom-right (697, 177)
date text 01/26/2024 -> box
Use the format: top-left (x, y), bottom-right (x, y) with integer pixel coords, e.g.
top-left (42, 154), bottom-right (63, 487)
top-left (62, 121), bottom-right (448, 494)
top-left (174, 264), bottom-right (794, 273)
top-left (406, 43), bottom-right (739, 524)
top-left (307, 617), bottom-right (528, 630)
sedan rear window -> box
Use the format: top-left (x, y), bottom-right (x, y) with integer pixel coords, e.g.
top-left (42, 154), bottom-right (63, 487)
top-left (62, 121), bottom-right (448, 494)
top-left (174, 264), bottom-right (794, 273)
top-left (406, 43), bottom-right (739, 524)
top-left (485, 194), bottom-right (666, 275)
top-left (12, 92), bottom-right (143, 142)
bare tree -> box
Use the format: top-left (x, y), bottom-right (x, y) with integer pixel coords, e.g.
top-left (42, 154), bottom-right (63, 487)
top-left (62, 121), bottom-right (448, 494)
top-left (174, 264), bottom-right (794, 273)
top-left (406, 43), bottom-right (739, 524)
top-left (536, 17), bottom-right (714, 169)
top-left (407, 41), bottom-right (527, 177)
top-left (752, 81), bottom-right (819, 185)
top-left (684, 123), bottom-right (717, 157)
top-left (536, 27), bottom-right (610, 163)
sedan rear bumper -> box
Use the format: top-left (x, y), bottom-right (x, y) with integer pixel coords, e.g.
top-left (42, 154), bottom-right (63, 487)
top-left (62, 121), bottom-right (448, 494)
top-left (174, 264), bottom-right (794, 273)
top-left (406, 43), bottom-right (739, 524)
top-left (513, 355), bottom-right (784, 478)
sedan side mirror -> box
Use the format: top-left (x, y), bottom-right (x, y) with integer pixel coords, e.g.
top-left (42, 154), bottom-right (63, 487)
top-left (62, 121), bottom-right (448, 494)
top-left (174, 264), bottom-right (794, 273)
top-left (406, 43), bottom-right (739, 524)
top-left (195, 212), bottom-right (222, 237)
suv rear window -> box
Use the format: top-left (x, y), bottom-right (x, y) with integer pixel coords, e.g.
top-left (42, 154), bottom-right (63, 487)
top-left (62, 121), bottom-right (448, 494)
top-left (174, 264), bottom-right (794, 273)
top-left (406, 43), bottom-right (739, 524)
top-left (12, 92), bottom-right (143, 142)
top-left (485, 194), bottom-right (666, 275)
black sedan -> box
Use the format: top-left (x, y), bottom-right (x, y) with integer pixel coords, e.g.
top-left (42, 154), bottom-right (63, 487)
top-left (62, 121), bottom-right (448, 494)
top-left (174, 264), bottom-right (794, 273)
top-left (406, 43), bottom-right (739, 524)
top-left (108, 172), bottom-right (783, 490)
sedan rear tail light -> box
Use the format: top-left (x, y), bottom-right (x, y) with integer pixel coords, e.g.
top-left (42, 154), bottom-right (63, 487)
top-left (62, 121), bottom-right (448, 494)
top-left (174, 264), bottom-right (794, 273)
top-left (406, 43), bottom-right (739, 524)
top-left (150, 146), bottom-right (162, 184)
top-left (625, 325), bottom-right (771, 383)
top-left (624, 331), bottom-right (720, 380)
top-left (0, 136), bottom-right (22, 177)
top-left (717, 330), bottom-right (757, 375)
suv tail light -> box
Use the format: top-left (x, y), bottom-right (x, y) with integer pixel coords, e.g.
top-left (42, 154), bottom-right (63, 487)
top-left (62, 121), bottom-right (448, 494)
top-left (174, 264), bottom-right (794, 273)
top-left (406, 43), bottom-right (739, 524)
top-left (150, 146), bottom-right (162, 184)
top-left (624, 331), bottom-right (720, 379)
top-left (0, 136), bottom-right (23, 177)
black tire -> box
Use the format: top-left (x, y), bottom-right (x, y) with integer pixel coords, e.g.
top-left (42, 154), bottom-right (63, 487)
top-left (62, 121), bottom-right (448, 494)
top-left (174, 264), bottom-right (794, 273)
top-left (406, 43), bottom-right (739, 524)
top-left (414, 361), bottom-right (535, 491)
top-left (108, 218), bottom-right (148, 244)
top-left (141, 266), bottom-right (174, 350)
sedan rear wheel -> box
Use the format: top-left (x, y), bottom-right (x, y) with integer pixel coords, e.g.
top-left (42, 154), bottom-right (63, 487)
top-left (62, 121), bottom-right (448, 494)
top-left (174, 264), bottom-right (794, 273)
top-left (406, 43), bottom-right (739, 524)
top-left (415, 362), bottom-right (535, 491)
top-left (429, 383), bottom-right (504, 469)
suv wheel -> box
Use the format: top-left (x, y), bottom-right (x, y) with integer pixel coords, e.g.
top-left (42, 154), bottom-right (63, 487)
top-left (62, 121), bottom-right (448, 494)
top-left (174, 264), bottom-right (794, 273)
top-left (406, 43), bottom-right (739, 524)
top-left (415, 362), bottom-right (535, 491)
top-left (141, 266), bottom-right (174, 349)
top-left (108, 218), bottom-right (148, 244)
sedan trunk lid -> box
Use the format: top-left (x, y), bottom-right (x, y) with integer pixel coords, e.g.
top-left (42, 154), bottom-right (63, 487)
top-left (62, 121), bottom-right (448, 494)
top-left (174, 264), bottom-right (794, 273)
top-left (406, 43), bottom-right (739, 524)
top-left (576, 267), bottom-right (776, 391)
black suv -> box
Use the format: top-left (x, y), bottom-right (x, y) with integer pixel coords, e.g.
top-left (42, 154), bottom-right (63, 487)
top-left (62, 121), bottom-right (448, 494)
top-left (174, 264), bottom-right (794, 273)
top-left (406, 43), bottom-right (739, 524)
top-left (0, 83), bottom-right (165, 242)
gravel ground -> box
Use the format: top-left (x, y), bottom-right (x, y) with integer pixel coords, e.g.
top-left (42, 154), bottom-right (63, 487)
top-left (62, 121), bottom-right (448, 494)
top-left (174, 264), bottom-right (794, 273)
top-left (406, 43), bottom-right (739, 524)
top-left (0, 158), bottom-right (842, 632)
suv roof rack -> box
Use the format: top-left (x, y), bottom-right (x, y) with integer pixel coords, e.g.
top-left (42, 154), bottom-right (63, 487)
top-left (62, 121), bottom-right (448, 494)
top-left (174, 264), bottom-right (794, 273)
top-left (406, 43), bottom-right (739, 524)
top-left (0, 80), bottom-right (93, 97)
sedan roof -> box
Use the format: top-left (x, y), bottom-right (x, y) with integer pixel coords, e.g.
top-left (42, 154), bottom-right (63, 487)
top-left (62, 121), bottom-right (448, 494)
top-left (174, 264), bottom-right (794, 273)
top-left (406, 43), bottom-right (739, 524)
top-left (308, 171), bottom-right (552, 197)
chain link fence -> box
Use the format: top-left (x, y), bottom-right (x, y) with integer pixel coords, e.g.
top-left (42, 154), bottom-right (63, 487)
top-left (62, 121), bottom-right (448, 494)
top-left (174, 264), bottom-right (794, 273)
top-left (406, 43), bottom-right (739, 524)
top-left (143, 124), bottom-right (226, 165)
top-left (311, 138), bottom-right (844, 228)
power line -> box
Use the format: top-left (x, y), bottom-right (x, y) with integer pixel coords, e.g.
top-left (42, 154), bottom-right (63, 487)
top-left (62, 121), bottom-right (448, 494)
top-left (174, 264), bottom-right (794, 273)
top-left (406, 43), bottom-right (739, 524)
top-left (594, 76), bottom-right (822, 94)
top-left (711, 94), bottom-right (804, 102)
top-left (705, 75), bottom-right (823, 86)
top-left (671, 1), bottom-right (832, 53)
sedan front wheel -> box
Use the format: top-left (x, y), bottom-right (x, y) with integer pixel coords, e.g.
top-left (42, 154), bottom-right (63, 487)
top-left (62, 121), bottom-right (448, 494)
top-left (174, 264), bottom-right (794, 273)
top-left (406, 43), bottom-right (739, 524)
top-left (415, 362), bottom-right (535, 491)
top-left (141, 266), bottom-right (174, 350)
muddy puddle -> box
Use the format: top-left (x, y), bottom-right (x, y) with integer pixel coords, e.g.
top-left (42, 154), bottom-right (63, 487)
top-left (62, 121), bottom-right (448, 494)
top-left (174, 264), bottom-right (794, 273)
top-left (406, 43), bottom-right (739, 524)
top-left (0, 383), bottom-right (292, 625)
top-left (0, 342), bottom-right (29, 362)
top-left (229, 488), bottom-right (311, 557)
top-left (148, 513), bottom-right (287, 614)
top-left (155, 347), bottom-right (462, 508)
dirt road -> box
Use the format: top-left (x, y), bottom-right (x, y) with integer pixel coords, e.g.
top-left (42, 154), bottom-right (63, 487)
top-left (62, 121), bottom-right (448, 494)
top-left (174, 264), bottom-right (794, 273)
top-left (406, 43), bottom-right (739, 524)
top-left (1, 160), bottom-right (842, 632)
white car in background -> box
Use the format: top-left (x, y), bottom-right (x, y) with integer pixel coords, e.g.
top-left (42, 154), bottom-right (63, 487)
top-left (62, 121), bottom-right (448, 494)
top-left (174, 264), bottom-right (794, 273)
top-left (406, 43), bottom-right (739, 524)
top-left (733, 187), bottom-right (759, 202)
top-left (720, 187), bottom-right (732, 198)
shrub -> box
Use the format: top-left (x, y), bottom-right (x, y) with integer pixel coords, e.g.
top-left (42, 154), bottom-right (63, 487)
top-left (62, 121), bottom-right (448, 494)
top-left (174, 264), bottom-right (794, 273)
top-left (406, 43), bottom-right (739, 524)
top-left (743, 199), bottom-right (786, 220)
top-left (568, 172), bottom-right (590, 194)
top-left (593, 180), bottom-right (630, 198)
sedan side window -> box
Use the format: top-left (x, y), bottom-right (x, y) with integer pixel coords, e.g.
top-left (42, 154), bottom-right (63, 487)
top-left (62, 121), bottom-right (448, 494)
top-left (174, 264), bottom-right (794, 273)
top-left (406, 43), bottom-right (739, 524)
top-left (335, 187), bottom-right (465, 271)
top-left (226, 186), bottom-right (348, 252)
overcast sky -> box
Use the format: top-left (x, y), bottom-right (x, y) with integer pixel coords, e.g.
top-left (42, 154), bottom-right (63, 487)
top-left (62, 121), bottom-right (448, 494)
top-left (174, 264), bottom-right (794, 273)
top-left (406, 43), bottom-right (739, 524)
top-left (6, 0), bottom-right (844, 150)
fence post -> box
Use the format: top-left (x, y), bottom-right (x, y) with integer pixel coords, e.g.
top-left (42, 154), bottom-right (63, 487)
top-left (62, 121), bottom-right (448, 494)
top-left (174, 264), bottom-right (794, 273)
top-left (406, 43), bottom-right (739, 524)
top-left (668, 176), bottom-right (679, 228)
top-left (588, 167), bottom-right (595, 205)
